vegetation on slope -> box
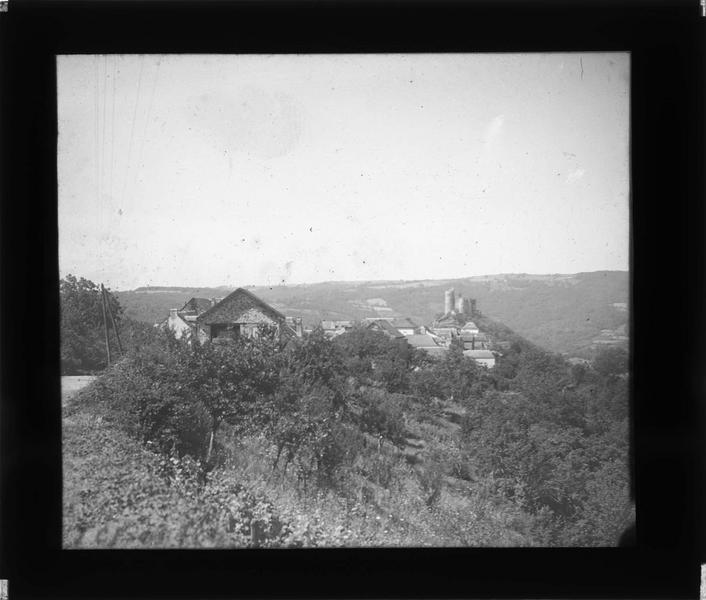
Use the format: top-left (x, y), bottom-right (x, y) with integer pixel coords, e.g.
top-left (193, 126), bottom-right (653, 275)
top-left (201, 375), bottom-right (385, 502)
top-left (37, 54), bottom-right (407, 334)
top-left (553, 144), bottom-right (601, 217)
top-left (63, 308), bottom-right (632, 547)
top-left (61, 274), bottom-right (161, 375)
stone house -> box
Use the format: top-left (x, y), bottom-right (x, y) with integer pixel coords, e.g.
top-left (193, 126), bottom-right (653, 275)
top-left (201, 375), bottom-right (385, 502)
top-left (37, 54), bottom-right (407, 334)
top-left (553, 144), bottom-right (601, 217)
top-left (389, 317), bottom-right (420, 336)
top-left (364, 318), bottom-right (406, 340)
top-left (195, 288), bottom-right (299, 343)
top-left (320, 320), bottom-right (355, 338)
top-left (405, 333), bottom-right (448, 357)
top-left (160, 308), bottom-right (193, 340)
top-left (158, 296), bottom-right (219, 340)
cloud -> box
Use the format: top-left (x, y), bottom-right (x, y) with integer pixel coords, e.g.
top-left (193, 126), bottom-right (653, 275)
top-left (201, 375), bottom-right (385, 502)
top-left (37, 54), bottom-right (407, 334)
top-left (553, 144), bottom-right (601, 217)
top-left (483, 114), bottom-right (505, 144)
top-left (566, 168), bottom-right (585, 183)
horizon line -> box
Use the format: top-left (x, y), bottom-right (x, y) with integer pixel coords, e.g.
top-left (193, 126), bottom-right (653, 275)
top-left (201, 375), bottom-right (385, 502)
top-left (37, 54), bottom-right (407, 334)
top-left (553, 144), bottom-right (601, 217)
top-left (115, 269), bottom-right (629, 292)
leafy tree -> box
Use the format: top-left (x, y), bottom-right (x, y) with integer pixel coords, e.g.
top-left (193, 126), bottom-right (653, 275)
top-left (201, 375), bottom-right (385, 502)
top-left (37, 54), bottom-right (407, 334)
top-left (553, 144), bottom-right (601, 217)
top-left (60, 274), bottom-right (123, 374)
top-left (359, 390), bottom-right (407, 446)
top-left (437, 338), bottom-right (480, 401)
top-left (592, 346), bottom-right (629, 378)
top-left (335, 326), bottom-right (422, 392)
top-left (178, 333), bottom-right (281, 467)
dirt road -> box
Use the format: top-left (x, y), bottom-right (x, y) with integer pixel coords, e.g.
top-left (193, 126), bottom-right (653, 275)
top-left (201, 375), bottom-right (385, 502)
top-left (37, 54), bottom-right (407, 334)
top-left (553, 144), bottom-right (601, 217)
top-left (61, 375), bottom-right (96, 406)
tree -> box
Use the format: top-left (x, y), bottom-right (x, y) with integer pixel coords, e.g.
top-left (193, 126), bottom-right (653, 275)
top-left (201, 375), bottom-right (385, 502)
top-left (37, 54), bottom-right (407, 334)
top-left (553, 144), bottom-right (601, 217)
top-left (177, 333), bottom-right (281, 467)
top-left (437, 338), bottom-right (480, 401)
top-left (60, 274), bottom-right (123, 374)
top-left (592, 346), bottom-right (629, 378)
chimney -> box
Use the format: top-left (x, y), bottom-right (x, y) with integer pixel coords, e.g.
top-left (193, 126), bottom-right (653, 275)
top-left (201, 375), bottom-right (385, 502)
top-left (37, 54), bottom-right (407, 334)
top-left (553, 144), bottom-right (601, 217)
top-left (444, 288), bottom-right (455, 315)
top-left (470, 299), bottom-right (477, 316)
top-left (456, 294), bottom-right (464, 314)
top-left (295, 317), bottom-right (303, 337)
top-left (169, 308), bottom-right (178, 319)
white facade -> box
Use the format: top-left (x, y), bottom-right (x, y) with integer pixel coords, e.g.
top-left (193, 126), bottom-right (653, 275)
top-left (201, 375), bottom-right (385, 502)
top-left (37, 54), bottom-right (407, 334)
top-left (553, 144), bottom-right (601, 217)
top-left (162, 309), bottom-right (193, 340)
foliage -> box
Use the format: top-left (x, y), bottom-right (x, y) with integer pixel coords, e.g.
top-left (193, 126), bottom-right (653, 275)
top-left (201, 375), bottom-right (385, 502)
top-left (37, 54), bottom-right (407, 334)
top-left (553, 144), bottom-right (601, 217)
top-left (60, 274), bottom-right (123, 374)
top-left (358, 390), bottom-right (407, 447)
top-left (64, 285), bottom-right (631, 548)
top-left (592, 346), bottom-right (629, 377)
top-left (334, 326), bottom-right (423, 393)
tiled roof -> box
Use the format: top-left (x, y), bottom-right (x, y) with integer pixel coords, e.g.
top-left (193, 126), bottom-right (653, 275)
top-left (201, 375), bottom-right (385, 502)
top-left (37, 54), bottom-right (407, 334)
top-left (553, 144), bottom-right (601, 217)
top-left (461, 332), bottom-right (488, 342)
top-left (435, 315), bottom-right (458, 326)
top-left (405, 334), bottom-right (440, 348)
top-left (365, 319), bottom-right (405, 339)
top-left (180, 297), bottom-right (214, 314)
top-left (197, 288), bottom-right (286, 325)
top-left (390, 317), bottom-right (418, 329)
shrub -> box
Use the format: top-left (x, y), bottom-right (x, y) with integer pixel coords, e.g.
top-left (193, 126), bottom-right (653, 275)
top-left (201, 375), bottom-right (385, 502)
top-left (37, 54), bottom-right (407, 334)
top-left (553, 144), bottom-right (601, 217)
top-left (359, 391), bottom-right (407, 446)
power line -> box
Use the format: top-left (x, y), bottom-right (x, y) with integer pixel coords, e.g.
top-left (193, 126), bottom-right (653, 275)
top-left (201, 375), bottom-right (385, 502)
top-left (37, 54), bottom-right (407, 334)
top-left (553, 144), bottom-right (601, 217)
top-left (130, 57), bottom-right (160, 208)
top-left (121, 54), bottom-right (145, 208)
top-left (101, 54), bottom-right (108, 206)
top-left (109, 55), bottom-right (116, 202)
top-left (94, 56), bottom-right (101, 233)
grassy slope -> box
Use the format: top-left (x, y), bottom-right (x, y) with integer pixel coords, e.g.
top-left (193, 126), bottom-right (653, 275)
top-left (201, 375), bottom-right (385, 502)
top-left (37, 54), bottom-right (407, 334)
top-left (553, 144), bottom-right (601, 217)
top-left (63, 384), bottom-right (532, 548)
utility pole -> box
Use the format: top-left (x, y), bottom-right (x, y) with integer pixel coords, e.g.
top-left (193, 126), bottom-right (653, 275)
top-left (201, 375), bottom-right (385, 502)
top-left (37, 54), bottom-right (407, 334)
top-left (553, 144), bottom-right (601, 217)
top-left (102, 284), bottom-right (123, 354)
top-left (100, 283), bottom-right (112, 366)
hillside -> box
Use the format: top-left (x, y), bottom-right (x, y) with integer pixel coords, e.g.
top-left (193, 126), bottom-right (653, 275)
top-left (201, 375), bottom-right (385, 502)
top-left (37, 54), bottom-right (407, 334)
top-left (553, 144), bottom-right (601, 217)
top-left (116, 271), bottom-right (628, 358)
top-left (63, 314), bottom-right (631, 548)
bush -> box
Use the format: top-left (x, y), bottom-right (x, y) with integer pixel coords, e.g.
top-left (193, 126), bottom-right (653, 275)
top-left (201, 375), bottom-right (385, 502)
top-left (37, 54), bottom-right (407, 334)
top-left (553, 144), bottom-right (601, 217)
top-left (359, 391), bottom-right (407, 447)
top-left (60, 275), bottom-right (123, 374)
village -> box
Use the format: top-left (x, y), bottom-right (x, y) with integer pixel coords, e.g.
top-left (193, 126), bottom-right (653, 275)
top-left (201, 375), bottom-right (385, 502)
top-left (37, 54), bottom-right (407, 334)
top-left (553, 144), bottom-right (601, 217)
top-left (159, 287), bottom-right (499, 368)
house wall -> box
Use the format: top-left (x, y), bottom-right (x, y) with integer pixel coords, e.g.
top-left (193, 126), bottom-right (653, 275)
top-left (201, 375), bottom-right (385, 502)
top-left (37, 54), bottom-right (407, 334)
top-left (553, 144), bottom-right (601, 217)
top-left (165, 311), bottom-right (193, 340)
top-left (473, 357), bottom-right (495, 368)
top-left (467, 356), bottom-right (495, 368)
top-left (233, 307), bottom-right (277, 325)
top-left (197, 325), bottom-right (210, 344)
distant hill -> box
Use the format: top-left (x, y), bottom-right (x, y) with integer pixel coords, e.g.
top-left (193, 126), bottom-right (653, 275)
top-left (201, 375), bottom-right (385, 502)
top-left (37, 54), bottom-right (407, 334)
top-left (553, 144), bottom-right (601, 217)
top-left (116, 271), bottom-right (629, 358)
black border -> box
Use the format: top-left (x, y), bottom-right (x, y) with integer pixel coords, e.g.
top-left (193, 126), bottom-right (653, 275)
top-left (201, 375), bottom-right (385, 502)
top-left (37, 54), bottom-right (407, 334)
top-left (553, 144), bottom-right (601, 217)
top-left (1, 1), bottom-right (705, 598)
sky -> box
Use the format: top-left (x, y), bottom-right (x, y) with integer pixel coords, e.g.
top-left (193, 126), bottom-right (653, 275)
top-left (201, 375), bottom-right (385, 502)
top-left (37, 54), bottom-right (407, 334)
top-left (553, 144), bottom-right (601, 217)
top-left (58, 53), bottom-right (630, 290)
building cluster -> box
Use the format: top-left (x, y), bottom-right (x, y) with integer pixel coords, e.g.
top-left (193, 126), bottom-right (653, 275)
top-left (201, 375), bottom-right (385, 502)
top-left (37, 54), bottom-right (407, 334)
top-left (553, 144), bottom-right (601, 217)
top-left (159, 287), bottom-right (497, 368)
top-left (158, 288), bottom-right (303, 344)
top-left (311, 288), bottom-right (496, 368)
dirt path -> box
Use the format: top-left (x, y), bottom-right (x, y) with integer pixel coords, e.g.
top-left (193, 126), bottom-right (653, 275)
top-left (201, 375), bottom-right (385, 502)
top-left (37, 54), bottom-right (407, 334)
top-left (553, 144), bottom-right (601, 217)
top-left (61, 375), bottom-right (96, 407)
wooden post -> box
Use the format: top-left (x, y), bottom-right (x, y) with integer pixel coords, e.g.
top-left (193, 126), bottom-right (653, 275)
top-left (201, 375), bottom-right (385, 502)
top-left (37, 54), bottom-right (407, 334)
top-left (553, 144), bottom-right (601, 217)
top-left (102, 284), bottom-right (123, 354)
top-left (100, 283), bottom-right (112, 366)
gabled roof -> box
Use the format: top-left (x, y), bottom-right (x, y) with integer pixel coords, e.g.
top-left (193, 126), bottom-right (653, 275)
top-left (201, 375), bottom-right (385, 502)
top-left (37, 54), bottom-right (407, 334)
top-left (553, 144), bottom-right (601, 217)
top-left (434, 315), bottom-right (460, 327)
top-left (424, 347), bottom-right (448, 357)
top-left (406, 334), bottom-right (440, 348)
top-left (461, 321), bottom-right (479, 330)
top-left (364, 319), bottom-right (405, 339)
top-left (160, 311), bottom-right (192, 329)
top-left (196, 288), bottom-right (286, 325)
top-left (460, 332), bottom-right (488, 342)
top-left (180, 297), bottom-right (214, 314)
top-left (390, 317), bottom-right (418, 329)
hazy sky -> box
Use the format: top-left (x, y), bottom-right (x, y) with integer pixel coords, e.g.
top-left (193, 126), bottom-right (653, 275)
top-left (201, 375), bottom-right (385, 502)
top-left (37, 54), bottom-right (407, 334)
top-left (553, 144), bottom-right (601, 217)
top-left (58, 53), bottom-right (629, 290)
